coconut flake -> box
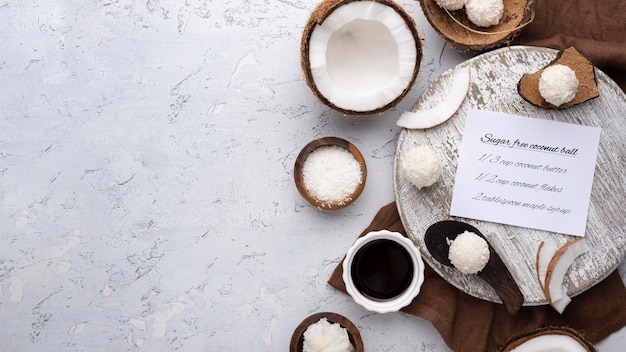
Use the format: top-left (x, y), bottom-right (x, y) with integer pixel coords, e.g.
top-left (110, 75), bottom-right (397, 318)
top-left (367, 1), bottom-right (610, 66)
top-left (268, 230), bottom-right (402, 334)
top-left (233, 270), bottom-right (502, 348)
top-left (302, 145), bottom-right (362, 203)
top-left (538, 64), bottom-right (579, 107)
top-left (397, 67), bottom-right (470, 129)
top-left (465, 0), bottom-right (504, 27)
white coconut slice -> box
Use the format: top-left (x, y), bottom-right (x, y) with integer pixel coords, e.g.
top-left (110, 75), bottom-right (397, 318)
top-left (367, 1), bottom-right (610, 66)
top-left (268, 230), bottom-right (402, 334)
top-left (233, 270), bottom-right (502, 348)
top-left (301, 0), bottom-right (422, 115)
top-left (396, 66), bottom-right (470, 129)
top-left (543, 238), bottom-right (590, 313)
top-left (535, 241), bottom-right (557, 292)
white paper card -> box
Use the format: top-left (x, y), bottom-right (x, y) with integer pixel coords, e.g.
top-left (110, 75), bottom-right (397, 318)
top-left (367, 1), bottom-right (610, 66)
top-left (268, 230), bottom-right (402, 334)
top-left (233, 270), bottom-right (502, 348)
top-left (450, 109), bottom-right (601, 237)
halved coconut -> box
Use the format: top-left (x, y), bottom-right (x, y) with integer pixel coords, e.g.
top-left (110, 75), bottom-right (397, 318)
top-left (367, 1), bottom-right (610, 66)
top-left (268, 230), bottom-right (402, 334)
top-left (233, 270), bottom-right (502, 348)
top-left (418, 0), bottom-right (535, 52)
top-left (500, 326), bottom-right (597, 352)
top-left (301, 0), bottom-right (422, 115)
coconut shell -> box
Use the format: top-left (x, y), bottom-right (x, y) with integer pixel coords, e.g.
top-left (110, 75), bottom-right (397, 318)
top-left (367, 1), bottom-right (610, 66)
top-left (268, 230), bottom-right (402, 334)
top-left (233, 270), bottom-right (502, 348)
top-left (500, 326), bottom-right (597, 352)
top-left (541, 237), bottom-right (585, 304)
top-left (418, 0), bottom-right (535, 52)
top-left (518, 47), bottom-right (599, 109)
top-left (300, 0), bottom-right (423, 116)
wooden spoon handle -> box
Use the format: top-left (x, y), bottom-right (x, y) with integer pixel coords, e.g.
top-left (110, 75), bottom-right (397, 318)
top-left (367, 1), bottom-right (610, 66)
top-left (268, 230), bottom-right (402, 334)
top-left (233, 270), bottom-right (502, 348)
top-left (478, 254), bottom-right (524, 315)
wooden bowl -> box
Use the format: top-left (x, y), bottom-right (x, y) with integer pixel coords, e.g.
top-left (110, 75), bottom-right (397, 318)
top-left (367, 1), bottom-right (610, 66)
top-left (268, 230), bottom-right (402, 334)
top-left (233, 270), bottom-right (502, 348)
top-left (294, 137), bottom-right (367, 210)
top-left (289, 312), bottom-right (364, 352)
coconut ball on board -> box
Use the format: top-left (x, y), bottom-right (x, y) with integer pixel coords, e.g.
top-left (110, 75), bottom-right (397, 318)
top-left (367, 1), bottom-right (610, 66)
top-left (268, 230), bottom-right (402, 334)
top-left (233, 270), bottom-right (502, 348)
top-left (401, 145), bottom-right (442, 189)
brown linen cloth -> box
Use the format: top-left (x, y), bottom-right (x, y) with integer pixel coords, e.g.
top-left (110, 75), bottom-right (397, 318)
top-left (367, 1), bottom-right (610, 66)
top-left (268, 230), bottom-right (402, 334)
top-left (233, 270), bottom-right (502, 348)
top-left (511, 1), bottom-right (626, 93)
top-left (328, 203), bottom-right (626, 352)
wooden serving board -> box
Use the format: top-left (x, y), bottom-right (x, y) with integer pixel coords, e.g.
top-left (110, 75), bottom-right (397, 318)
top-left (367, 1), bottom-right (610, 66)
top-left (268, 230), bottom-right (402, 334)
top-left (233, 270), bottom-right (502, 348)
top-left (394, 46), bottom-right (626, 305)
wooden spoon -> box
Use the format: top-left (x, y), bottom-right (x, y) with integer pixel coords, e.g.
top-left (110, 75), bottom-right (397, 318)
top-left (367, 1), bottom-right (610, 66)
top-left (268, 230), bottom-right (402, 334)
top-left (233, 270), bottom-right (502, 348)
top-left (424, 220), bottom-right (524, 315)
top-left (289, 312), bottom-right (364, 352)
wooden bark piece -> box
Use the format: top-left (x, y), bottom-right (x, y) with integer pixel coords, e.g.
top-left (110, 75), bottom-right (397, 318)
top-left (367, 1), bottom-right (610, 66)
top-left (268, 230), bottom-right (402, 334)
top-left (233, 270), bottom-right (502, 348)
top-left (518, 47), bottom-right (599, 109)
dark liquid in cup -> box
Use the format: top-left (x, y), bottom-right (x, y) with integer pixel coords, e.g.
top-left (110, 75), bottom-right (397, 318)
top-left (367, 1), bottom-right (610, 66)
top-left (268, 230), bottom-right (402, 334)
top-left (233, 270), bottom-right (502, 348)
top-left (351, 239), bottom-right (414, 301)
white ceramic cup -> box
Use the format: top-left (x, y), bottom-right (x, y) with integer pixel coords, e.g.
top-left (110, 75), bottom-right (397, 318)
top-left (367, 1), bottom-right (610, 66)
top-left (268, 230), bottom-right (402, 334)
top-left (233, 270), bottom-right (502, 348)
top-left (342, 230), bottom-right (425, 313)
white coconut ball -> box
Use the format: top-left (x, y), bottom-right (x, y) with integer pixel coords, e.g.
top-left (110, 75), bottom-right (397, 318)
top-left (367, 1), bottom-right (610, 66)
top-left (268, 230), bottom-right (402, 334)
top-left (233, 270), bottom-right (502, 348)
top-left (402, 145), bottom-right (441, 189)
top-left (449, 231), bottom-right (490, 274)
top-left (465, 0), bottom-right (504, 27)
top-left (435, 0), bottom-right (466, 11)
top-left (538, 64), bottom-right (579, 107)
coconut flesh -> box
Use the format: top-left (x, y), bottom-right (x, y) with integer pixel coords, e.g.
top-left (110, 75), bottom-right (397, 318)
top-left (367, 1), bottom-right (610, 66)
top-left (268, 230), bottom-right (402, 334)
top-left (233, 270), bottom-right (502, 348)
top-left (302, 0), bottom-right (421, 115)
top-left (397, 66), bottom-right (470, 129)
top-left (536, 238), bottom-right (589, 314)
top-left (501, 326), bottom-right (596, 352)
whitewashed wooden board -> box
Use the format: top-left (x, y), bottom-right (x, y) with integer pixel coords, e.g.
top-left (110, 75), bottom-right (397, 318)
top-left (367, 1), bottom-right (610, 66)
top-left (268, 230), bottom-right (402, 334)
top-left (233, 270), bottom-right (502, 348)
top-left (394, 46), bottom-right (626, 305)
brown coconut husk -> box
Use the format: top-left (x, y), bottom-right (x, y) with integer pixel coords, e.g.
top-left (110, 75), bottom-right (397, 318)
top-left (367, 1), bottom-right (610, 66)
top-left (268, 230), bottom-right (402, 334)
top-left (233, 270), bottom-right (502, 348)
top-left (500, 326), bottom-right (597, 351)
top-left (300, 0), bottom-right (423, 116)
top-left (418, 0), bottom-right (535, 53)
top-left (518, 47), bottom-right (599, 109)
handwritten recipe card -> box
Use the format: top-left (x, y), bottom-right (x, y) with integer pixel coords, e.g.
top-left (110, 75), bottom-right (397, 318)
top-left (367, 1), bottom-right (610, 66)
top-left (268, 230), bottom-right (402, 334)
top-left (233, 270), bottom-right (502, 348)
top-left (450, 109), bottom-right (601, 237)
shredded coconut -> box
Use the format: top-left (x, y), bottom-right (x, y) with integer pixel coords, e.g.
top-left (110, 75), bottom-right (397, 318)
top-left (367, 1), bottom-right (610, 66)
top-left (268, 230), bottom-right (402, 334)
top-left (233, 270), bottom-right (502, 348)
top-left (402, 145), bottom-right (441, 189)
top-left (465, 0), bottom-right (504, 27)
top-left (449, 231), bottom-right (490, 274)
top-left (538, 64), bottom-right (579, 107)
top-left (302, 145), bottom-right (362, 203)
top-left (303, 318), bottom-right (355, 352)
top-left (435, 0), bottom-right (466, 11)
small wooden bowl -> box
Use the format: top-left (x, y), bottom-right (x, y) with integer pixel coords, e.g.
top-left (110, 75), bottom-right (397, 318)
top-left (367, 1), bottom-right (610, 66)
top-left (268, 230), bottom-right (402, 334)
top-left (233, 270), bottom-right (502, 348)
top-left (289, 312), bottom-right (364, 352)
top-left (294, 137), bottom-right (367, 210)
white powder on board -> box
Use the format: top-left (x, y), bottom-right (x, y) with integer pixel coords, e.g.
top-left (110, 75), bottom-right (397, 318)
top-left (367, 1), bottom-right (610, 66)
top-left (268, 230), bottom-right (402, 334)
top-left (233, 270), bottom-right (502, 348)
top-left (302, 145), bottom-right (362, 203)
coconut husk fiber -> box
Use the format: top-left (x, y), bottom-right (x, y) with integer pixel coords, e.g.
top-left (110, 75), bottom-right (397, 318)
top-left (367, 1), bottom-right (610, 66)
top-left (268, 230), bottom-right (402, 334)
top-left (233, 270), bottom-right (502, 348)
top-left (328, 203), bottom-right (626, 352)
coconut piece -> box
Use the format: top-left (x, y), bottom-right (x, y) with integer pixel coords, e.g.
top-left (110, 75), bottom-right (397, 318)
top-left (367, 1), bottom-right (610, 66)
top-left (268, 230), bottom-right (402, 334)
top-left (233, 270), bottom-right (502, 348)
top-left (543, 238), bottom-right (590, 313)
top-left (301, 0), bottom-right (422, 115)
top-left (397, 67), bottom-right (470, 129)
top-left (501, 326), bottom-right (597, 352)
top-left (518, 47), bottom-right (599, 109)
top-left (418, 0), bottom-right (535, 52)
top-left (535, 241), bottom-right (557, 292)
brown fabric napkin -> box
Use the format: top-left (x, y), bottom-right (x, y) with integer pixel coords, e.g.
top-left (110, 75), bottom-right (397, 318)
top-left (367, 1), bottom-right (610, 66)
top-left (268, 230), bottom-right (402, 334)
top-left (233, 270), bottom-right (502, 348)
top-left (511, 1), bottom-right (626, 93)
top-left (328, 203), bottom-right (626, 352)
